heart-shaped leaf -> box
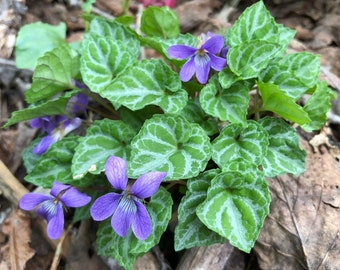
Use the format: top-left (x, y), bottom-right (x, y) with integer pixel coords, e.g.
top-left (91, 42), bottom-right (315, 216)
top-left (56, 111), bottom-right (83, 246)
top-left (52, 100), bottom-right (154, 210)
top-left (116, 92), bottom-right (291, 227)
top-left (129, 114), bottom-right (211, 180)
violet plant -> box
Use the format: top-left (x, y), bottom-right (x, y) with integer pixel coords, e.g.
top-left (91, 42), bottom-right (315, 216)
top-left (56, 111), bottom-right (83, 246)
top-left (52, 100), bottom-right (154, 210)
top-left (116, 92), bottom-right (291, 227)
top-left (5, 1), bottom-right (336, 269)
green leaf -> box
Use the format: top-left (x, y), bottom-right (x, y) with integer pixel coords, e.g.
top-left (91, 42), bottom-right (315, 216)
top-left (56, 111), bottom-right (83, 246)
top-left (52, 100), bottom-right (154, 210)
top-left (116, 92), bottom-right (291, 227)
top-left (72, 119), bottom-right (136, 179)
top-left (130, 187), bottom-right (173, 253)
top-left (175, 170), bottom-right (226, 251)
top-left (22, 138), bottom-right (42, 174)
top-left (200, 75), bottom-right (251, 124)
top-left (4, 90), bottom-right (78, 127)
top-left (88, 17), bottom-right (140, 56)
top-left (119, 106), bottom-right (160, 132)
top-left (15, 22), bottom-right (66, 69)
top-left (141, 6), bottom-right (179, 38)
top-left (302, 81), bottom-right (337, 132)
top-left (180, 97), bottom-right (219, 136)
top-left (80, 34), bottom-right (138, 93)
top-left (129, 114), bottom-right (211, 180)
top-left (96, 220), bottom-right (141, 270)
top-left (258, 81), bottom-right (311, 125)
top-left (104, 59), bottom-right (188, 114)
top-left (218, 67), bottom-right (244, 89)
top-left (227, 1), bottom-right (295, 53)
top-left (212, 120), bottom-right (269, 168)
top-left (141, 33), bottom-right (197, 64)
top-left (227, 41), bottom-right (282, 79)
top-left (96, 187), bottom-right (172, 270)
top-left (260, 52), bottom-right (320, 99)
top-left (259, 117), bottom-right (306, 177)
top-left (25, 136), bottom-right (78, 188)
top-left (25, 44), bottom-right (80, 103)
top-left (196, 168), bottom-right (271, 253)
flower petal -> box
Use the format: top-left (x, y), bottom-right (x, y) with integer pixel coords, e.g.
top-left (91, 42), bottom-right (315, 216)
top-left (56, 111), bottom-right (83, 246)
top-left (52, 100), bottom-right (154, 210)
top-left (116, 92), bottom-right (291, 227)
top-left (131, 172), bottom-right (166, 199)
top-left (179, 57), bottom-right (196, 82)
top-left (110, 196), bottom-right (137, 237)
top-left (50, 182), bottom-right (71, 197)
top-left (168, 45), bottom-right (196, 59)
top-left (90, 193), bottom-right (121, 221)
top-left (131, 200), bottom-right (152, 240)
top-left (63, 117), bottom-right (82, 134)
top-left (194, 54), bottom-right (210, 84)
top-left (19, 193), bottom-right (51, 210)
top-left (33, 134), bottom-right (58, 155)
top-left (105, 156), bottom-right (128, 190)
top-left (201, 34), bottom-right (224, 54)
top-left (209, 53), bottom-right (227, 71)
top-left (36, 200), bottom-right (59, 221)
top-left (46, 204), bottom-right (64, 239)
top-left (60, 187), bottom-right (91, 208)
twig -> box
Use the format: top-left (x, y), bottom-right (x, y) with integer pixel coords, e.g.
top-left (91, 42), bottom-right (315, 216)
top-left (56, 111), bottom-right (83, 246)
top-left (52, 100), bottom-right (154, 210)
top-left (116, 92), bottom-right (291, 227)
top-left (50, 224), bottom-right (72, 270)
top-left (0, 159), bottom-right (28, 205)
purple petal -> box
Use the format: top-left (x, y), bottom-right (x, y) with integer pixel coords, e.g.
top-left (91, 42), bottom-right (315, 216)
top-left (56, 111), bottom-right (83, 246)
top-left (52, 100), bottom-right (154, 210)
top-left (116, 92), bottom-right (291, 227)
top-left (220, 46), bottom-right (230, 58)
top-left (30, 118), bottom-right (44, 129)
top-left (50, 182), bottom-right (71, 197)
top-left (36, 200), bottom-right (60, 221)
top-left (131, 172), bottom-right (166, 199)
top-left (110, 196), bottom-right (137, 237)
top-left (19, 193), bottom-right (51, 210)
top-left (68, 93), bottom-right (88, 115)
top-left (168, 45), bottom-right (196, 59)
top-left (105, 156), bottom-right (128, 191)
top-left (194, 54), bottom-right (210, 84)
top-left (33, 134), bottom-right (58, 155)
top-left (208, 53), bottom-right (227, 71)
top-left (46, 204), bottom-right (64, 239)
top-left (60, 187), bottom-right (91, 208)
top-left (131, 200), bottom-right (152, 240)
top-left (90, 193), bottom-right (121, 221)
top-left (201, 35), bottom-right (224, 54)
top-left (179, 57), bottom-right (196, 82)
top-left (63, 117), bottom-right (82, 134)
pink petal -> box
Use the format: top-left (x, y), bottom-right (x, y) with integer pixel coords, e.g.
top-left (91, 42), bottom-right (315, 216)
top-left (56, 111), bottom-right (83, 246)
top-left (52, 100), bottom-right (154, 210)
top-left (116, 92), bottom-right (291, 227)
top-left (131, 172), bottom-right (166, 199)
top-left (105, 156), bottom-right (128, 191)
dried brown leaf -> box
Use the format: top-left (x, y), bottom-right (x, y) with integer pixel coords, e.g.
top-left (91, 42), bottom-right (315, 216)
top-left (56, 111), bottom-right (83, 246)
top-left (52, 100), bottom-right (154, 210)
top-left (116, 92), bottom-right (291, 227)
top-left (254, 137), bottom-right (340, 270)
top-left (0, 209), bottom-right (35, 270)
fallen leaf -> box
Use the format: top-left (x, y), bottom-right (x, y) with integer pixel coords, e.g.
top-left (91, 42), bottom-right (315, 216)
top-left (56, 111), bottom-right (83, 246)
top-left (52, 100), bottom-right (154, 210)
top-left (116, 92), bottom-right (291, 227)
top-left (254, 136), bottom-right (340, 269)
top-left (0, 210), bottom-right (35, 270)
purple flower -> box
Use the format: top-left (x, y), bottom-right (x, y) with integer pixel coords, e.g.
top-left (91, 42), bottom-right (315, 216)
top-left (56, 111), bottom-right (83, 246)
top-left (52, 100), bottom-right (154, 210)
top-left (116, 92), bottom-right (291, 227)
top-left (19, 182), bottom-right (91, 239)
top-left (90, 156), bottom-right (166, 240)
top-left (168, 33), bottom-right (227, 84)
top-left (67, 92), bottom-right (89, 115)
top-left (32, 117), bottom-right (82, 155)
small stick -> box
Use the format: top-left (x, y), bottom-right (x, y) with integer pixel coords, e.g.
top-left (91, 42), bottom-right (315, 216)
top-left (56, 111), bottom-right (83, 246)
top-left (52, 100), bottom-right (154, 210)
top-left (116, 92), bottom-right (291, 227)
top-left (0, 159), bottom-right (28, 205)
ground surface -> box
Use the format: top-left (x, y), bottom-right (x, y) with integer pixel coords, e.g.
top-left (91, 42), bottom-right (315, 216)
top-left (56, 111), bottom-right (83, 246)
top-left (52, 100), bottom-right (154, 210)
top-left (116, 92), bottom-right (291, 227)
top-left (0, 0), bottom-right (340, 269)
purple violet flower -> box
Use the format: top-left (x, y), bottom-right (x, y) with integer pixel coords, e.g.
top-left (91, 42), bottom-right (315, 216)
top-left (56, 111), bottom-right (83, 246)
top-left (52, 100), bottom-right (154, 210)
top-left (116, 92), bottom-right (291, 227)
top-left (31, 93), bottom-right (88, 155)
top-left (168, 33), bottom-right (227, 84)
top-left (32, 117), bottom-right (82, 155)
top-left (90, 156), bottom-right (167, 240)
top-left (19, 182), bottom-right (91, 239)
